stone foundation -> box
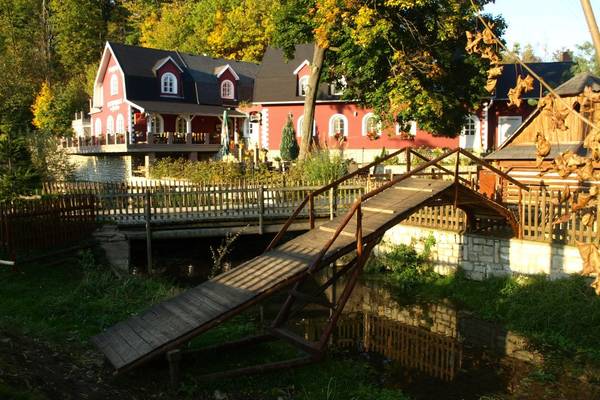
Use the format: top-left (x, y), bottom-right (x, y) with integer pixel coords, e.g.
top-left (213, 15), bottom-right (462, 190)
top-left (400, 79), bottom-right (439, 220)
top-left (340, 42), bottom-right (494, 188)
top-left (383, 224), bottom-right (583, 280)
top-left (71, 155), bottom-right (132, 182)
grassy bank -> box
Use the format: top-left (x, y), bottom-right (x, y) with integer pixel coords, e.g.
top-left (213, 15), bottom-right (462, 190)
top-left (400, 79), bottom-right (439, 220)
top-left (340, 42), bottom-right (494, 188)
top-left (366, 241), bottom-right (600, 365)
top-left (0, 252), bottom-right (408, 400)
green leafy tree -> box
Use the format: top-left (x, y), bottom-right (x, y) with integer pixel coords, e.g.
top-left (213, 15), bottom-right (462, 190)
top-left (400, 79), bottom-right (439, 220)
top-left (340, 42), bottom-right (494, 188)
top-left (573, 41), bottom-right (600, 76)
top-left (0, 133), bottom-right (39, 200)
top-left (272, 0), bottom-right (505, 157)
top-left (279, 114), bottom-right (299, 161)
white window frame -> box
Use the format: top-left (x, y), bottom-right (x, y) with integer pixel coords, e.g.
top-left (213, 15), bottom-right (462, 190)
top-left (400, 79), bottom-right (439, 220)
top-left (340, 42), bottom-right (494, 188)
top-left (328, 114), bottom-right (349, 137)
top-left (297, 115), bottom-right (316, 137)
top-left (161, 72), bottom-right (177, 95)
top-left (106, 115), bottom-right (114, 135)
top-left (94, 119), bottom-right (102, 136)
top-left (361, 113), bottom-right (381, 136)
top-left (116, 114), bottom-right (125, 133)
top-left (151, 114), bottom-right (164, 134)
top-left (110, 74), bottom-right (118, 96)
top-left (221, 80), bottom-right (234, 99)
top-left (298, 76), bottom-right (309, 97)
top-left (175, 116), bottom-right (187, 133)
top-left (461, 115), bottom-right (478, 136)
top-left (330, 77), bottom-right (346, 96)
top-left (395, 121), bottom-right (417, 137)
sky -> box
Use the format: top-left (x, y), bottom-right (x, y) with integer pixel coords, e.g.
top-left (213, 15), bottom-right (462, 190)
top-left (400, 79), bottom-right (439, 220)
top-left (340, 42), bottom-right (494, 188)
top-left (483, 0), bottom-right (600, 60)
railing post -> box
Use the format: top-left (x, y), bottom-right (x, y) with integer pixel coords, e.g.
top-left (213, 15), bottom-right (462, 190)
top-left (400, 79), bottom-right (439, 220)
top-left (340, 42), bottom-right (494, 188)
top-left (328, 187), bottom-right (334, 220)
top-left (144, 190), bottom-right (153, 274)
top-left (356, 202), bottom-right (363, 257)
top-left (309, 193), bottom-right (315, 229)
top-left (453, 151), bottom-right (460, 208)
top-left (518, 188), bottom-right (524, 239)
top-left (406, 148), bottom-right (411, 173)
top-left (258, 186), bottom-right (264, 235)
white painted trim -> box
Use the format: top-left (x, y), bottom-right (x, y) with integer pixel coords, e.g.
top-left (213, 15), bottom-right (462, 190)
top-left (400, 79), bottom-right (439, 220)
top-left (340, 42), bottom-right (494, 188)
top-left (110, 74), bottom-right (118, 96)
top-left (361, 112), bottom-right (381, 136)
top-left (328, 114), bottom-right (349, 137)
top-left (160, 72), bottom-right (178, 95)
top-left (216, 64), bottom-right (240, 80)
top-left (220, 79), bottom-right (235, 99)
top-left (126, 100), bottom-right (144, 112)
top-left (298, 75), bottom-right (309, 96)
top-left (94, 43), bottom-right (128, 107)
top-left (152, 56), bottom-right (184, 73)
top-left (293, 59), bottom-right (310, 75)
top-left (297, 115), bottom-right (317, 137)
top-left (116, 113), bottom-right (125, 133)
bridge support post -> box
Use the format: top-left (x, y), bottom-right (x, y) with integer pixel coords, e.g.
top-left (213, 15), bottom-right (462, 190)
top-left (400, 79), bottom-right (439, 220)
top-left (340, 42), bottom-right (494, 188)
top-left (167, 349), bottom-right (181, 388)
top-left (144, 191), bottom-right (153, 274)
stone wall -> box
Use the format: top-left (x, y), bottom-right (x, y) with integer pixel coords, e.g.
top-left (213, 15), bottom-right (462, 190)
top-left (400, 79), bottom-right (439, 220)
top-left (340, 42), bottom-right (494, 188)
top-left (383, 224), bottom-right (583, 280)
top-left (71, 155), bottom-right (132, 182)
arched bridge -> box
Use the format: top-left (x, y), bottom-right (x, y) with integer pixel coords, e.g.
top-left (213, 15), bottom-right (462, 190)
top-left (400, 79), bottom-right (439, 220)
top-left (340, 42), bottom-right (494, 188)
top-left (92, 148), bottom-right (528, 381)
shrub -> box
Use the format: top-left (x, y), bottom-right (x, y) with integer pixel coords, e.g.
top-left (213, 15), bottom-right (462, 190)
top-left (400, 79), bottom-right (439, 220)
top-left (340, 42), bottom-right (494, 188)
top-left (288, 150), bottom-right (349, 183)
top-left (279, 115), bottom-right (299, 161)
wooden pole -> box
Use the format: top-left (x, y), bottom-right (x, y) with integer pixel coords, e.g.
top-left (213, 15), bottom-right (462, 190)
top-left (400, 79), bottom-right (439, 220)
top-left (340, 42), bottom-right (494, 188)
top-left (258, 186), bottom-right (264, 234)
top-left (144, 190), bottom-right (153, 274)
top-left (581, 0), bottom-right (600, 67)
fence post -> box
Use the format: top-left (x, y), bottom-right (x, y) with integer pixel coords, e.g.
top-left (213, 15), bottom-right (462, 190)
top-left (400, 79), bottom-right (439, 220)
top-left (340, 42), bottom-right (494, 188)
top-left (258, 186), bottom-right (264, 235)
top-left (309, 193), bottom-right (315, 229)
top-left (144, 190), bottom-right (153, 274)
top-left (329, 187), bottom-right (334, 220)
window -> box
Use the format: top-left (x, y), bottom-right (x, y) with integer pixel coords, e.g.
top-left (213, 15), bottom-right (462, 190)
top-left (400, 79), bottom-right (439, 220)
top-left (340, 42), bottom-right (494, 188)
top-left (396, 121), bottom-right (417, 137)
top-left (221, 80), bottom-right (234, 99)
top-left (150, 114), bottom-right (164, 134)
top-left (106, 115), bottom-right (114, 135)
top-left (297, 115), bottom-right (317, 137)
top-left (176, 116), bottom-right (187, 133)
top-left (116, 114), bottom-right (125, 133)
top-left (161, 72), bottom-right (177, 94)
top-left (94, 119), bottom-right (102, 136)
top-left (110, 74), bottom-right (118, 96)
top-left (361, 113), bottom-right (380, 136)
top-left (298, 76), bottom-right (309, 96)
top-left (330, 77), bottom-right (346, 96)
top-left (329, 114), bottom-right (348, 137)
top-left (461, 115), bottom-right (478, 136)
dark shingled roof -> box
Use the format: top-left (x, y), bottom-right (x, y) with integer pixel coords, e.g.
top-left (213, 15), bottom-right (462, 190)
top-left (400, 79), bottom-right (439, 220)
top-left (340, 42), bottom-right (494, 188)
top-left (485, 143), bottom-right (587, 160)
top-left (554, 72), bottom-right (600, 96)
top-left (108, 42), bottom-right (259, 106)
top-left (494, 62), bottom-right (573, 100)
top-left (253, 44), bottom-right (339, 103)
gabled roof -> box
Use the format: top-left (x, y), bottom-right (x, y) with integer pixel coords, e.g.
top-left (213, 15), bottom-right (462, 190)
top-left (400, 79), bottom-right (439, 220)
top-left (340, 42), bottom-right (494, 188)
top-left (215, 64), bottom-right (240, 80)
top-left (494, 61), bottom-right (573, 100)
top-left (554, 71), bottom-right (600, 96)
top-left (152, 56), bottom-right (184, 74)
top-left (253, 44), bottom-right (340, 103)
top-left (107, 42), bottom-right (259, 106)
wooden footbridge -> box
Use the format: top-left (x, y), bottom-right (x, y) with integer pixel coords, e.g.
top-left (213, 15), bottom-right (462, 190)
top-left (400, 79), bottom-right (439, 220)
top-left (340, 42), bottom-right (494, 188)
top-left (92, 148), bottom-right (527, 380)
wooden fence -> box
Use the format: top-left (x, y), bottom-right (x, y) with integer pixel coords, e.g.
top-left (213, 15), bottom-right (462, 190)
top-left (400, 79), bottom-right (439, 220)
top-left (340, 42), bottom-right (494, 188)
top-left (0, 195), bottom-right (97, 262)
top-left (405, 185), bottom-right (599, 246)
top-left (42, 180), bottom-right (366, 227)
top-left (304, 312), bottom-right (462, 381)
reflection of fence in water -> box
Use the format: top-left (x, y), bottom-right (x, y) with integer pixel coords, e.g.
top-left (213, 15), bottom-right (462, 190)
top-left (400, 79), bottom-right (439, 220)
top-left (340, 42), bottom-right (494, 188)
top-left (304, 313), bottom-right (462, 382)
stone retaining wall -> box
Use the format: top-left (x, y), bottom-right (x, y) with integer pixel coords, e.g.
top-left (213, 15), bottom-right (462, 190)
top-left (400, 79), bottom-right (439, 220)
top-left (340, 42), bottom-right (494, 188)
top-left (71, 155), bottom-right (132, 182)
top-left (382, 224), bottom-right (583, 280)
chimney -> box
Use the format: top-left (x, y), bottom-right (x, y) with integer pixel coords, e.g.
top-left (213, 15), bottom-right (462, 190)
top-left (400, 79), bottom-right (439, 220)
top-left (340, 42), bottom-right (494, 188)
top-left (560, 51), bottom-right (573, 62)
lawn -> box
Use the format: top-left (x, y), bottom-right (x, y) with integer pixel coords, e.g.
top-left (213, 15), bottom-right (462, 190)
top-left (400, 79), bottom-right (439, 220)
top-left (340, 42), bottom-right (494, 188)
top-left (0, 251), bottom-right (409, 400)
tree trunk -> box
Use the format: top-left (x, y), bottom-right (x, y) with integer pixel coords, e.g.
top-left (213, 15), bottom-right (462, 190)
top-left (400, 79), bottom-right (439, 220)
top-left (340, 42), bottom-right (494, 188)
top-left (581, 0), bottom-right (600, 67)
top-left (299, 44), bottom-right (326, 160)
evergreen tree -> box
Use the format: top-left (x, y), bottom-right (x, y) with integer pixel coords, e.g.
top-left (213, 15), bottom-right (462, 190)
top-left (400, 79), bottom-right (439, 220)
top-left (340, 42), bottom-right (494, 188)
top-left (279, 115), bottom-right (299, 161)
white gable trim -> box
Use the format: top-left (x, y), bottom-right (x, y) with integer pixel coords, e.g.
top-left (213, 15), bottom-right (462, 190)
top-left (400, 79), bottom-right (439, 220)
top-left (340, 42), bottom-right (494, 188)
top-left (152, 56), bottom-right (184, 74)
top-left (216, 64), bottom-right (240, 80)
top-left (93, 42), bottom-right (128, 107)
top-left (293, 60), bottom-right (310, 75)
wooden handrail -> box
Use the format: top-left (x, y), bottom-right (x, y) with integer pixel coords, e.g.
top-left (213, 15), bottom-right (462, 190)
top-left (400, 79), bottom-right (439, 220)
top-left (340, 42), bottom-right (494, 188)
top-left (458, 148), bottom-right (529, 191)
top-left (408, 149), bottom-right (471, 186)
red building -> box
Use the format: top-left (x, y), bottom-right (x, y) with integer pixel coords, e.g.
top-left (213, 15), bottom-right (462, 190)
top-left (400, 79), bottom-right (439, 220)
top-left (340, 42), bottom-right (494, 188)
top-left (69, 42), bottom-right (574, 180)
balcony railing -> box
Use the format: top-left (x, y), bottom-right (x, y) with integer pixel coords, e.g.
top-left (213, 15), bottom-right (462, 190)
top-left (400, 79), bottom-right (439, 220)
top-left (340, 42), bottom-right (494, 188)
top-left (62, 131), bottom-right (216, 149)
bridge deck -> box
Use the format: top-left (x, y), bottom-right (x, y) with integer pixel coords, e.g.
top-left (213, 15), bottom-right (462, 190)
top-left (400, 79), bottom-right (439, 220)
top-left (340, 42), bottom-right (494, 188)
top-left (92, 178), bottom-right (456, 372)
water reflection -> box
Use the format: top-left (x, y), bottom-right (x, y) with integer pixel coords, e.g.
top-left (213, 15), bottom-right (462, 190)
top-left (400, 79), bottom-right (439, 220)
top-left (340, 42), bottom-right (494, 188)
top-left (301, 312), bottom-right (463, 381)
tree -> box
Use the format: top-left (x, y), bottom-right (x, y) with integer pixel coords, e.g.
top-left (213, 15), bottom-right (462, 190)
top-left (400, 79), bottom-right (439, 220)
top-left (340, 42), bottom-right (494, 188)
top-left (32, 80), bottom-right (88, 136)
top-left (279, 114), bottom-right (299, 161)
top-left (572, 41), bottom-right (600, 76)
top-left (49, 0), bottom-right (105, 75)
top-left (273, 0), bottom-right (505, 157)
top-left (521, 43), bottom-right (542, 63)
top-left (0, 133), bottom-right (39, 200)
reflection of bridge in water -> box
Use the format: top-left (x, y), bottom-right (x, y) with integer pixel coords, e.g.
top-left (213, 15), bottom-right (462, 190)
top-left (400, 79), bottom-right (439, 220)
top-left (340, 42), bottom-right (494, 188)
top-left (301, 312), bottom-right (463, 381)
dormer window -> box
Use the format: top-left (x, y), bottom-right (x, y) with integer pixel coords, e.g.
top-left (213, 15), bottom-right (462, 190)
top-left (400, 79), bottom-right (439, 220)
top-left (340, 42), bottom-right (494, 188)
top-left (298, 76), bottom-right (309, 96)
top-left (221, 80), bottom-right (234, 99)
top-left (110, 74), bottom-right (118, 96)
top-left (161, 72), bottom-right (177, 95)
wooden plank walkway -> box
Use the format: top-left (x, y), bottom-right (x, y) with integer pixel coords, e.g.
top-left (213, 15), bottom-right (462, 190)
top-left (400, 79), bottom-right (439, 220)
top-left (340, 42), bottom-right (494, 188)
top-left (92, 178), bottom-right (454, 372)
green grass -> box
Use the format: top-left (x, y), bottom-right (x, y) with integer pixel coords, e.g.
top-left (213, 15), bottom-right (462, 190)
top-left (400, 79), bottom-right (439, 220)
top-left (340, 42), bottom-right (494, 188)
top-left (0, 251), bottom-right (411, 400)
top-left (367, 239), bottom-right (600, 364)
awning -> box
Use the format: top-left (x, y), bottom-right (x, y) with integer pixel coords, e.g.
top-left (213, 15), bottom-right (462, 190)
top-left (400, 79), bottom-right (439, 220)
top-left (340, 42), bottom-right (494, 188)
top-left (129, 100), bottom-right (246, 117)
